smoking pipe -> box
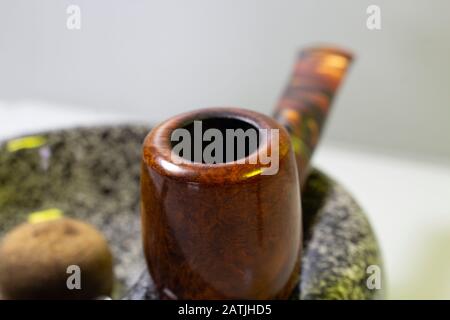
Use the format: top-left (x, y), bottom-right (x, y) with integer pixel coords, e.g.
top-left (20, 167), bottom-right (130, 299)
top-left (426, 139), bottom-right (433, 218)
top-left (141, 46), bottom-right (353, 299)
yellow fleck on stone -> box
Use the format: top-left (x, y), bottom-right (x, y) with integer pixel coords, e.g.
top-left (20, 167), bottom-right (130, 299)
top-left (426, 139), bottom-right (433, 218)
top-left (28, 208), bottom-right (63, 224)
top-left (6, 136), bottom-right (47, 152)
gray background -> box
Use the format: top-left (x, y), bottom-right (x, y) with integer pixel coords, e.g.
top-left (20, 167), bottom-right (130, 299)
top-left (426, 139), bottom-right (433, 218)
top-left (0, 0), bottom-right (449, 160)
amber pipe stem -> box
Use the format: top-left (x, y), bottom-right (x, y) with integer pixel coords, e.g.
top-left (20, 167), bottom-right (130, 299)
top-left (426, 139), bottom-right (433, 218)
top-left (274, 47), bottom-right (353, 186)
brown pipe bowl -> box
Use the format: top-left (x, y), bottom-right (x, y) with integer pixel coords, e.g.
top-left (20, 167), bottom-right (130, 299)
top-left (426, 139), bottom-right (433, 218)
top-left (141, 108), bottom-right (302, 299)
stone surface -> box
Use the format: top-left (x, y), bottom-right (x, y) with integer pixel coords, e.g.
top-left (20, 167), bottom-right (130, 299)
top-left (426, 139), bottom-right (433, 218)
top-left (0, 125), bottom-right (383, 299)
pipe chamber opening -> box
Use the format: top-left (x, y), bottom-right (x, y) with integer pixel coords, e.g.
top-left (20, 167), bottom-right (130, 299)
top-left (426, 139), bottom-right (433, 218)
top-left (170, 117), bottom-right (261, 164)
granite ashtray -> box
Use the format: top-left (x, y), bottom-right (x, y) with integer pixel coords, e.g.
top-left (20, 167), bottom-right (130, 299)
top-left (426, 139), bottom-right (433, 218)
top-left (0, 125), bottom-right (383, 299)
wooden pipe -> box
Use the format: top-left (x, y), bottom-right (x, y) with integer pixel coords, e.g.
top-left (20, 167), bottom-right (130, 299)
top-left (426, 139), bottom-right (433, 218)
top-left (274, 47), bottom-right (353, 185)
top-left (141, 47), bottom-right (353, 299)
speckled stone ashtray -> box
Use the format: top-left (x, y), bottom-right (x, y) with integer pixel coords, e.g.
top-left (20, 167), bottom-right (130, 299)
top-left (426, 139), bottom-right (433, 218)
top-left (0, 125), bottom-right (383, 300)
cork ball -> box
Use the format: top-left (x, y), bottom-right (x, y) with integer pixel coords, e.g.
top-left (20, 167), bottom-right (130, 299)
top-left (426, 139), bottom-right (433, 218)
top-left (0, 217), bottom-right (114, 299)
